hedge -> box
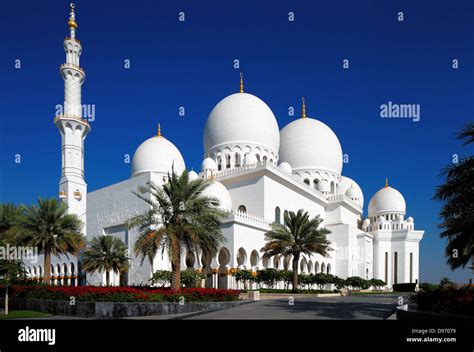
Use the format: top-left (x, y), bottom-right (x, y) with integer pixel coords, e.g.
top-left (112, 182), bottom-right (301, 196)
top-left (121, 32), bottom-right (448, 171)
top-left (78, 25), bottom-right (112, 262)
top-left (2, 285), bottom-right (240, 303)
top-left (393, 283), bottom-right (416, 292)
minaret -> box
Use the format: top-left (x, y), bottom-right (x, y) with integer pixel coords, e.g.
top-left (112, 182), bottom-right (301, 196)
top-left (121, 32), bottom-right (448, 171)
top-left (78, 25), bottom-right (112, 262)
top-left (54, 3), bottom-right (89, 231)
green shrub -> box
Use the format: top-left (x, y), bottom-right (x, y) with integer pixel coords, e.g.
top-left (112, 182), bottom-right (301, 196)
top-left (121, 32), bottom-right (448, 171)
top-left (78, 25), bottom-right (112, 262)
top-left (150, 270), bottom-right (205, 288)
top-left (280, 270), bottom-right (293, 289)
top-left (233, 269), bottom-right (255, 284)
top-left (419, 282), bottom-right (438, 291)
top-left (180, 270), bottom-right (206, 288)
top-left (298, 274), bottom-right (312, 289)
top-left (256, 269), bottom-right (282, 288)
top-left (368, 278), bottom-right (386, 289)
top-left (344, 276), bottom-right (370, 290)
top-left (149, 270), bottom-right (172, 287)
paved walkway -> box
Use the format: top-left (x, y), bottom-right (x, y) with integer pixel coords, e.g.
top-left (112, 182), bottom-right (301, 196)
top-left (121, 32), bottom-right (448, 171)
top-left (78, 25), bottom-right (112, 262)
top-left (15, 294), bottom-right (404, 320)
top-left (181, 295), bottom-right (400, 320)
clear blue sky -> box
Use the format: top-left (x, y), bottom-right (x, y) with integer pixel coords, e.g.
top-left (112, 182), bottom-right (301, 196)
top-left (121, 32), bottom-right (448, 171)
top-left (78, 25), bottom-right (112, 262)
top-left (0, 0), bottom-right (472, 283)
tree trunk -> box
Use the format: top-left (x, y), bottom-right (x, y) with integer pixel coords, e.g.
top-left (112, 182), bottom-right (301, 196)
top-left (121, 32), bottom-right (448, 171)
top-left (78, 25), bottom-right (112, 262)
top-left (171, 246), bottom-right (181, 291)
top-left (292, 254), bottom-right (300, 292)
top-left (44, 250), bottom-right (51, 285)
top-left (5, 286), bottom-right (8, 315)
top-left (106, 271), bottom-right (110, 287)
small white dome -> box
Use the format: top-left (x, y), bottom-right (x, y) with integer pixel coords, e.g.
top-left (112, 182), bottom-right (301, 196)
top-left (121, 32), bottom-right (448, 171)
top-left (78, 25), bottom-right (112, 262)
top-left (244, 153), bottom-right (258, 166)
top-left (339, 176), bottom-right (364, 208)
top-left (279, 117), bottom-right (343, 175)
top-left (203, 93), bottom-right (280, 155)
top-left (202, 157), bottom-right (217, 171)
top-left (132, 135), bottom-right (185, 177)
top-left (188, 170), bottom-right (199, 181)
top-left (278, 161), bottom-right (292, 174)
top-left (407, 216), bottom-right (414, 223)
top-left (363, 218), bottom-right (371, 227)
top-left (345, 185), bottom-right (358, 199)
top-left (317, 179), bottom-right (330, 192)
top-left (201, 180), bottom-right (232, 211)
top-left (368, 185), bottom-right (406, 217)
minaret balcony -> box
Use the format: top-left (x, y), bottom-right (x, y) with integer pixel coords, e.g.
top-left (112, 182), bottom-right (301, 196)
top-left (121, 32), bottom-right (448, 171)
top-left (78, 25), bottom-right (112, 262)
top-left (60, 63), bottom-right (85, 76)
top-left (64, 36), bottom-right (81, 44)
top-left (54, 114), bottom-right (90, 126)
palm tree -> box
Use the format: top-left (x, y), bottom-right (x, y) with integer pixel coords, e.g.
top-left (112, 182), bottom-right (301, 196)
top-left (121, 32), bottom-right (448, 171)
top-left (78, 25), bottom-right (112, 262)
top-left (17, 198), bottom-right (84, 285)
top-left (82, 235), bottom-right (129, 286)
top-left (261, 209), bottom-right (331, 291)
top-left (128, 169), bottom-right (226, 290)
top-left (434, 122), bottom-right (474, 270)
top-left (0, 203), bottom-right (24, 244)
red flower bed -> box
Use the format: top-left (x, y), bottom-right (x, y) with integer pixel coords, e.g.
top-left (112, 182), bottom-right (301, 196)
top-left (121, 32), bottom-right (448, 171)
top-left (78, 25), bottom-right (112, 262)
top-left (412, 285), bottom-right (474, 316)
top-left (6, 285), bottom-right (240, 303)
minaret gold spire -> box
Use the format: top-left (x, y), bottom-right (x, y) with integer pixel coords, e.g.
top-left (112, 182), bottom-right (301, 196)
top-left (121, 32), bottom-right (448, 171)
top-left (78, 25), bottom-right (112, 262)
top-left (239, 72), bottom-right (244, 93)
top-left (385, 178), bottom-right (389, 188)
top-left (157, 123), bottom-right (162, 137)
top-left (68, 3), bottom-right (78, 30)
top-left (301, 97), bottom-right (307, 118)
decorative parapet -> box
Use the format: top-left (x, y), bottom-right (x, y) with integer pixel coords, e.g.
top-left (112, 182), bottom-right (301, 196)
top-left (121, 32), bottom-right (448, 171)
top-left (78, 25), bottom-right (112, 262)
top-left (222, 209), bottom-right (272, 229)
top-left (327, 194), bottom-right (362, 210)
top-left (215, 161), bottom-right (328, 202)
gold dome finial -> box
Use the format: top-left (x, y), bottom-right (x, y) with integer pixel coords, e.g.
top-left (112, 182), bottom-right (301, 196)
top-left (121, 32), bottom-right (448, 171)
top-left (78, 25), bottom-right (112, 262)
top-left (385, 178), bottom-right (389, 188)
top-left (239, 72), bottom-right (244, 93)
top-left (157, 123), bottom-right (162, 137)
top-left (301, 97), bottom-right (307, 118)
top-left (68, 3), bottom-right (78, 30)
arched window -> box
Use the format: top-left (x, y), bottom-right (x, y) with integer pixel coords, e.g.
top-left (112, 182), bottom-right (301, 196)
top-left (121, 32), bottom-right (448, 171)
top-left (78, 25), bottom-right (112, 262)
top-left (313, 179), bottom-right (319, 189)
top-left (327, 263), bottom-right (331, 274)
top-left (235, 153), bottom-right (241, 167)
top-left (217, 157), bottom-right (222, 171)
top-left (304, 178), bottom-right (310, 185)
top-left (284, 210), bottom-right (288, 219)
top-left (330, 181), bottom-right (335, 194)
top-left (238, 205), bottom-right (247, 213)
top-left (263, 156), bottom-right (268, 163)
top-left (275, 206), bottom-right (281, 224)
top-left (366, 268), bottom-right (369, 279)
top-left (226, 154), bottom-right (231, 169)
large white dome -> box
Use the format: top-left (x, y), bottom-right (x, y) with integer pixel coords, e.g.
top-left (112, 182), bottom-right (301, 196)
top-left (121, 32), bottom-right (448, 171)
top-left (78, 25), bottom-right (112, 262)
top-left (368, 185), bottom-right (406, 217)
top-left (131, 135), bottom-right (186, 177)
top-left (201, 180), bottom-right (232, 211)
top-left (203, 93), bottom-right (280, 155)
top-left (279, 118), bottom-right (343, 175)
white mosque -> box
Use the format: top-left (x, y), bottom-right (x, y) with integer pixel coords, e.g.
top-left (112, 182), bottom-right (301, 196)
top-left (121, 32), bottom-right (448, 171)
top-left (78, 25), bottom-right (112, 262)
top-left (25, 4), bottom-right (424, 289)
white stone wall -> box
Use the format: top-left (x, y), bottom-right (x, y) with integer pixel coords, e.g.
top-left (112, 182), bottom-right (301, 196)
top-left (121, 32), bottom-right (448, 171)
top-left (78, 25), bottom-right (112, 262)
top-left (86, 173), bottom-right (154, 285)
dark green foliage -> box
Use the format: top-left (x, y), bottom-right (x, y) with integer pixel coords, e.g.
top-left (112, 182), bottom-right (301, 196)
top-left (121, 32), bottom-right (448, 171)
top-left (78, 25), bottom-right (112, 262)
top-left (434, 123), bottom-right (474, 269)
